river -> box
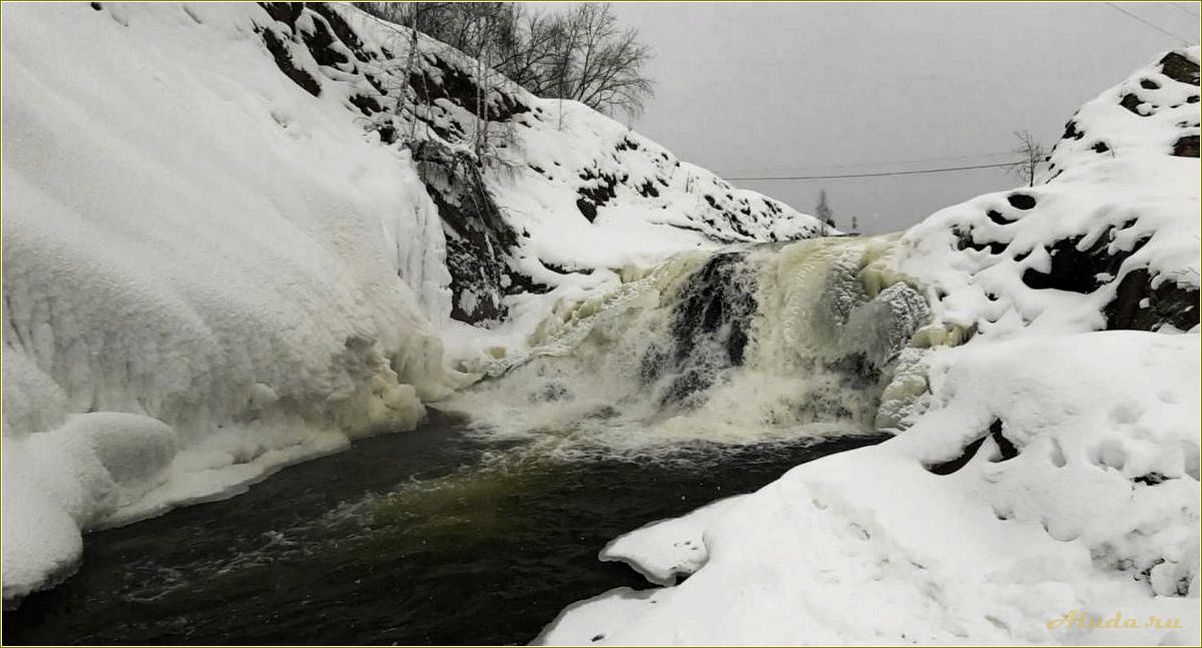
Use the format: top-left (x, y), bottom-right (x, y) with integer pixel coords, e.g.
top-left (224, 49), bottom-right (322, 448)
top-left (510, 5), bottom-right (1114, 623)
top-left (3, 410), bottom-right (885, 645)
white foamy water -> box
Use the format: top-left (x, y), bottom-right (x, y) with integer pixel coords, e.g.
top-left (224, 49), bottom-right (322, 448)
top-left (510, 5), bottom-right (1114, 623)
top-left (444, 235), bottom-right (933, 457)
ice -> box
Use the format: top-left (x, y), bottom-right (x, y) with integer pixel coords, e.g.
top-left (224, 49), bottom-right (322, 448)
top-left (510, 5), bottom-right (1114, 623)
top-left (445, 235), bottom-right (927, 451)
top-left (0, 1), bottom-right (820, 604)
top-left (0, 2), bottom-right (462, 602)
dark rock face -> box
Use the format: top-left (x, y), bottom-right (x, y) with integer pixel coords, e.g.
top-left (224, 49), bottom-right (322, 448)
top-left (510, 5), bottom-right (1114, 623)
top-left (1159, 51), bottom-right (1200, 86)
top-left (641, 253), bottom-right (757, 406)
top-left (249, 2), bottom-right (817, 329)
top-left (407, 57), bottom-right (530, 123)
top-left (1011, 220), bottom-right (1197, 333)
top-left (575, 168), bottom-right (618, 223)
top-left (1172, 135), bottom-right (1199, 158)
top-left (986, 209), bottom-right (1016, 225)
top-left (259, 27), bottom-right (320, 97)
top-left (309, 2), bottom-right (369, 62)
top-left (410, 141), bottom-right (530, 325)
top-left (1021, 226), bottom-right (1150, 295)
top-left (348, 93), bottom-right (382, 116)
top-left (1119, 93), bottom-right (1148, 116)
top-left (1046, 49), bottom-right (1200, 174)
top-left (251, 3), bottom-right (548, 327)
top-left (299, 14), bottom-right (347, 67)
top-left (1104, 267), bottom-right (1199, 332)
top-left (260, 1), bottom-right (302, 27)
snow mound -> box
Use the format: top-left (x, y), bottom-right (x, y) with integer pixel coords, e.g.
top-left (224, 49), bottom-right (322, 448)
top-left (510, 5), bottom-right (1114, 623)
top-left (540, 333), bottom-right (1201, 645)
top-left (1, 1), bottom-right (463, 603)
top-left (900, 47), bottom-right (1199, 341)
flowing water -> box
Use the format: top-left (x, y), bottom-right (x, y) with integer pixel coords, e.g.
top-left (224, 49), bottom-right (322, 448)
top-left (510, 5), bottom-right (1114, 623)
top-left (4, 237), bottom-right (932, 644)
top-left (2, 411), bottom-right (886, 645)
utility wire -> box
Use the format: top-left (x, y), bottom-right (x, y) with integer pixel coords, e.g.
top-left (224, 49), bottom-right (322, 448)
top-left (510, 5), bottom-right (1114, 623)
top-left (718, 150), bottom-right (1016, 179)
top-left (722, 150), bottom-right (1017, 177)
top-left (1104, 3), bottom-right (1192, 44)
top-left (726, 160), bottom-right (1021, 181)
top-left (1172, 3), bottom-right (1199, 19)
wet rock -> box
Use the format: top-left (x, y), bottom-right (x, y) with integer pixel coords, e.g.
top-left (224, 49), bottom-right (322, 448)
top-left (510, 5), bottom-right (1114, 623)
top-left (1104, 267), bottom-right (1199, 332)
top-left (655, 253), bottom-right (757, 405)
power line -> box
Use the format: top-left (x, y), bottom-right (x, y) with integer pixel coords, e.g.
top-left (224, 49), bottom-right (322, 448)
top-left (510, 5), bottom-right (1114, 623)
top-left (721, 150), bottom-right (1016, 177)
top-left (1172, 3), bottom-right (1199, 18)
top-left (1103, 3), bottom-right (1192, 44)
top-left (725, 160), bottom-right (1021, 182)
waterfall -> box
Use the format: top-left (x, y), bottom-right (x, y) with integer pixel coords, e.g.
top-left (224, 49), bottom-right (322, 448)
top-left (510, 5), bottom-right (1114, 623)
top-left (447, 235), bottom-right (933, 454)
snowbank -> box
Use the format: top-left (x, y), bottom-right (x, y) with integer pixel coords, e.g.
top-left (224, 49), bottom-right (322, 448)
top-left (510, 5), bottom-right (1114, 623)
top-left (1, 2), bottom-right (462, 602)
top-left (540, 333), bottom-right (1200, 645)
top-left (539, 48), bottom-right (1201, 644)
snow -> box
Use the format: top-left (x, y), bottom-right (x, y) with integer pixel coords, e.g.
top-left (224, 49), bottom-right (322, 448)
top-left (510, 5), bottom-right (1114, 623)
top-left (538, 48), bottom-right (1201, 645)
top-left (1, 2), bottom-right (462, 602)
top-left (0, 1), bottom-right (819, 605)
top-left (296, 4), bottom-right (826, 335)
top-left (334, 6), bottom-right (826, 264)
top-left (899, 48), bottom-right (1200, 340)
top-left (540, 333), bottom-right (1201, 646)
top-left (2, 4), bottom-right (1196, 640)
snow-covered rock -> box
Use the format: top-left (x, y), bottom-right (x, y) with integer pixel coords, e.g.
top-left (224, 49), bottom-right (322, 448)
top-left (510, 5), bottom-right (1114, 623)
top-left (252, 2), bottom-right (825, 325)
top-left (0, 2), bottom-right (818, 604)
top-left (540, 333), bottom-right (1200, 646)
top-left (0, 1), bottom-right (472, 603)
top-left (900, 48), bottom-right (1199, 340)
top-left (539, 48), bottom-right (1201, 645)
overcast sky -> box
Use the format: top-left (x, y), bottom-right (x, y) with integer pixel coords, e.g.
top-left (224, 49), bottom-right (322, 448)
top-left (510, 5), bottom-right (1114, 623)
top-left (596, 1), bottom-right (1200, 233)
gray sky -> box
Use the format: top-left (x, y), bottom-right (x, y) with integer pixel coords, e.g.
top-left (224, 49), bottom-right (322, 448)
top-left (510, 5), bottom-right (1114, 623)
top-left (600, 1), bottom-right (1200, 233)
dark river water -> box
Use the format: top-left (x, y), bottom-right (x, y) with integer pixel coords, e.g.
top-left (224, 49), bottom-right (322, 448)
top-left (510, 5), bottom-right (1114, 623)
top-left (3, 411), bottom-right (886, 645)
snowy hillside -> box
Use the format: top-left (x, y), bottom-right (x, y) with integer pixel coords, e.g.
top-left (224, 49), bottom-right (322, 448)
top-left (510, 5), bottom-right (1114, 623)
top-left (0, 2), bottom-right (819, 604)
top-left (540, 48), bottom-right (1201, 645)
top-left (902, 48), bottom-right (1199, 340)
top-left (254, 2), bottom-right (824, 325)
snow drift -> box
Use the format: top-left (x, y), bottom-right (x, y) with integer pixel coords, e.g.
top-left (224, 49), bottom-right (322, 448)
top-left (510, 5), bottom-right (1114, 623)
top-left (0, 2), bottom-right (818, 604)
top-left (539, 48), bottom-right (1201, 644)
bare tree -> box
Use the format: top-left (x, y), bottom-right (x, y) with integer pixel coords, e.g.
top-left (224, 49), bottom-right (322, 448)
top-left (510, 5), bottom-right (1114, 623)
top-left (1008, 130), bottom-right (1046, 187)
top-left (550, 4), bottom-right (653, 118)
top-left (356, 2), bottom-right (654, 119)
